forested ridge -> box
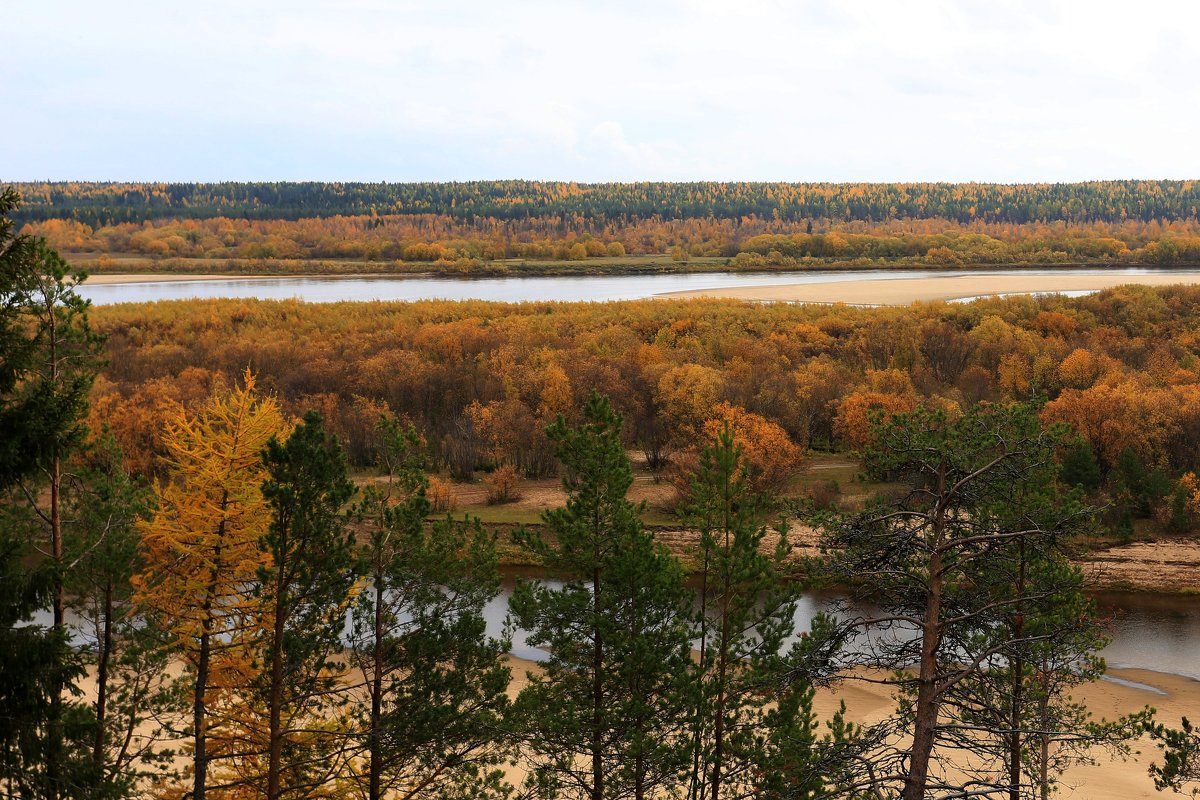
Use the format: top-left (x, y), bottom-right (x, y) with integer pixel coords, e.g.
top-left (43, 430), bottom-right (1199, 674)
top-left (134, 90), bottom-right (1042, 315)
top-left (12, 180), bottom-right (1200, 225)
top-left (14, 181), bottom-right (1200, 269)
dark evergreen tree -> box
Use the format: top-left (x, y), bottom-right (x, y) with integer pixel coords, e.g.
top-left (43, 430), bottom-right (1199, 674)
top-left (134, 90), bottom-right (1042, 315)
top-left (1058, 438), bottom-right (1101, 493)
top-left (348, 417), bottom-right (512, 800)
top-left (0, 187), bottom-right (104, 799)
top-left (684, 424), bottom-right (853, 800)
top-left (510, 392), bottom-right (694, 800)
top-left (820, 403), bottom-right (1136, 800)
top-left (252, 412), bottom-right (358, 800)
top-left (65, 434), bottom-right (181, 795)
top-left (1146, 716), bottom-right (1200, 796)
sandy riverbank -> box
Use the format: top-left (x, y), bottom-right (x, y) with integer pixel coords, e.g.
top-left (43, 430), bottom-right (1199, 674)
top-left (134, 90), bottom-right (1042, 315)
top-left (659, 273), bottom-right (1200, 305)
top-left (501, 655), bottom-right (1196, 799)
top-left (71, 649), bottom-right (1193, 798)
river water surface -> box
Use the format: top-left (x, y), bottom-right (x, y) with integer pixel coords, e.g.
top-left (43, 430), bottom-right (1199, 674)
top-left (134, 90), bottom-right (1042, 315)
top-left (482, 581), bottom-right (1200, 680)
top-left (35, 581), bottom-right (1200, 681)
top-left (78, 268), bottom-right (1182, 306)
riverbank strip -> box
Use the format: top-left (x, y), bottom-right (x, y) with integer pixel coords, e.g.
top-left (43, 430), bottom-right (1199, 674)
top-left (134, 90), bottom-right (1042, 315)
top-left (658, 272), bottom-right (1200, 305)
top-left (488, 521), bottom-right (1200, 595)
top-left (67, 252), bottom-right (1200, 281)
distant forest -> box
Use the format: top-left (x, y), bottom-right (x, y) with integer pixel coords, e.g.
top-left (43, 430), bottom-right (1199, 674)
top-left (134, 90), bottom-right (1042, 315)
top-left (9, 180), bottom-right (1200, 269)
top-left (11, 180), bottom-right (1200, 225)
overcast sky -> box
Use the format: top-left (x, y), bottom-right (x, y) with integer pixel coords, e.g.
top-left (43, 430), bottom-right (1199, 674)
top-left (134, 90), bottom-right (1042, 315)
top-left (3, 0), bottom-right (1198, 182)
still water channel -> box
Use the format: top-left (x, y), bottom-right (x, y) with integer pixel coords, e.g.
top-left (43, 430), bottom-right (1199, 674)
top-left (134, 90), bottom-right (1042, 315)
top-left (78, 268), bottom-right (1178, 306)
top-left (39, 583), bottom-right (1200, 680)
top-left (484, 580), bottom-right (1200, 681)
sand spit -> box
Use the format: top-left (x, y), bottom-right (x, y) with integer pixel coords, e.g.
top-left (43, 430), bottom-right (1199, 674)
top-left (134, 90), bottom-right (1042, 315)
top-left (659, 273), bottom-right (1200, 305)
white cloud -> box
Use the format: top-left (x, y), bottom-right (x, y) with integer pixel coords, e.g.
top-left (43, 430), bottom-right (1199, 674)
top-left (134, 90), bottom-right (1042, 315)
top-left (2, 0), bottom-right (1198, 180)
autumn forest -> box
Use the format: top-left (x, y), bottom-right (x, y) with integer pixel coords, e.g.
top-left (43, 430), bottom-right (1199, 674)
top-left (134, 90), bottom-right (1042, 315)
top-left (5, 181), bottom-right (1200, 800)
top-left (14, 181), bottom-right (1200, 273)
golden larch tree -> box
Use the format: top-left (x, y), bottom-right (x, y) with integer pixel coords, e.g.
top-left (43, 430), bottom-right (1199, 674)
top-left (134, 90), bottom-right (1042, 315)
top-left (132, 373), bottom-right (289, 800)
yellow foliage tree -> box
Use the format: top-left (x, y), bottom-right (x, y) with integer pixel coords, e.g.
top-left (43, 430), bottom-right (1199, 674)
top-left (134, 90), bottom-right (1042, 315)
top-left (132, 373), bottom-right (289, 800)
top-left (657, 363), bottom-right (725, 441)
top-left (1058, 348), bottom-right (1100, 390)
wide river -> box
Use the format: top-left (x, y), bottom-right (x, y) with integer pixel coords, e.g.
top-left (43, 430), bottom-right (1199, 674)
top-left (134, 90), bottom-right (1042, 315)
top-left (77, 267), bottom-right (1179, 306)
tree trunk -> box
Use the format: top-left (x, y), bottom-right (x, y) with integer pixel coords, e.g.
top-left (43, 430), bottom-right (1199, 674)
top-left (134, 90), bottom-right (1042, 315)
top-left (903, 520), bottom-right (944, 800)
top-left (1038, 672), bottom-right (1051, 800)
top-left (47, 451), bottom-right (63, 800)
top-left (51, 454), bottom-right (63, 630)
top-left (93, 582), bottom-right (113, 768)
top-left (711, 533), bottom-right (732, 800)
top-left (192, 510), bottom-right (228, 800)
top-left (689, 546), bottom-right (711, 800)
top-left (193, 626), bottom-right (210, 800)
top-left (591, 564), bottom-right (604, 800)
top-left (1009, 540), bottom-right (1028, 800)
top-left (1009, 653), bottom-right (1024, 800)
top-left (368, 566), bottom-right (384, 800)
top-left (267, 556), bottom-right (287, 800)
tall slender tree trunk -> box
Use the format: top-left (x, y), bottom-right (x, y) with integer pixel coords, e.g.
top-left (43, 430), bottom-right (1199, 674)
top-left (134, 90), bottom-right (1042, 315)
top-left (903, 496), bottom-right (946, 800)
top-left (368, 567), bottom-right (384, 800)
top-left (710, 527), bottom-right (732, 800)
top-left (192, 512), bottom-right (228, 800)
top-left (47, 449), bottom-right (63, 800)
top-left (193, 626), bottom-right (211, 800)
top-left (689, 548), bottom-right (711, 800)
top-left (267, 556), bottom-right (287, 800)
top-left (1008, 540), bottom-right (1028, 800)
top-left (591, 564), bottom-right (604, 800)
top-left (51, 455), bottom-right (63, 629)
top-left (93, 582), bottom-right (113, 768)
top-left (38, 279), bottom-right (66, 800)
top-left (1038, 682), bottom-right (1051, 800)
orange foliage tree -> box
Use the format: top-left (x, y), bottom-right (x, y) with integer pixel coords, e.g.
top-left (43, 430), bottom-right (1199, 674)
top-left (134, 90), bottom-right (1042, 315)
top-left (701, 403), bottom-right (804, 493)
top-left (132, 374), bottom-right (289, 800)
top-left (833, 391), bottom-right (920, 452)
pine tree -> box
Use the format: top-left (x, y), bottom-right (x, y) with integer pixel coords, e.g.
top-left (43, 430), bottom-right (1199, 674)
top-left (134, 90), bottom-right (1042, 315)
top-left (1146, 716), bottom-right (1200, 796)
top-left (65, 433), bottom-right (181, 795)
top-left (510, 392), bottom-right (693, 800)
top-left (0, 187), bottom-right (104, 799)
top-left (132, 374), bottom-right (287, 800)
top-left (820, 403), bottom-right (1135, 800)
top-left (684, 424), bottom-right (851, 800)
top-left (248, 411), bottom-right (357, 800)
top-left (347, 417), bottom-right (512, 800)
